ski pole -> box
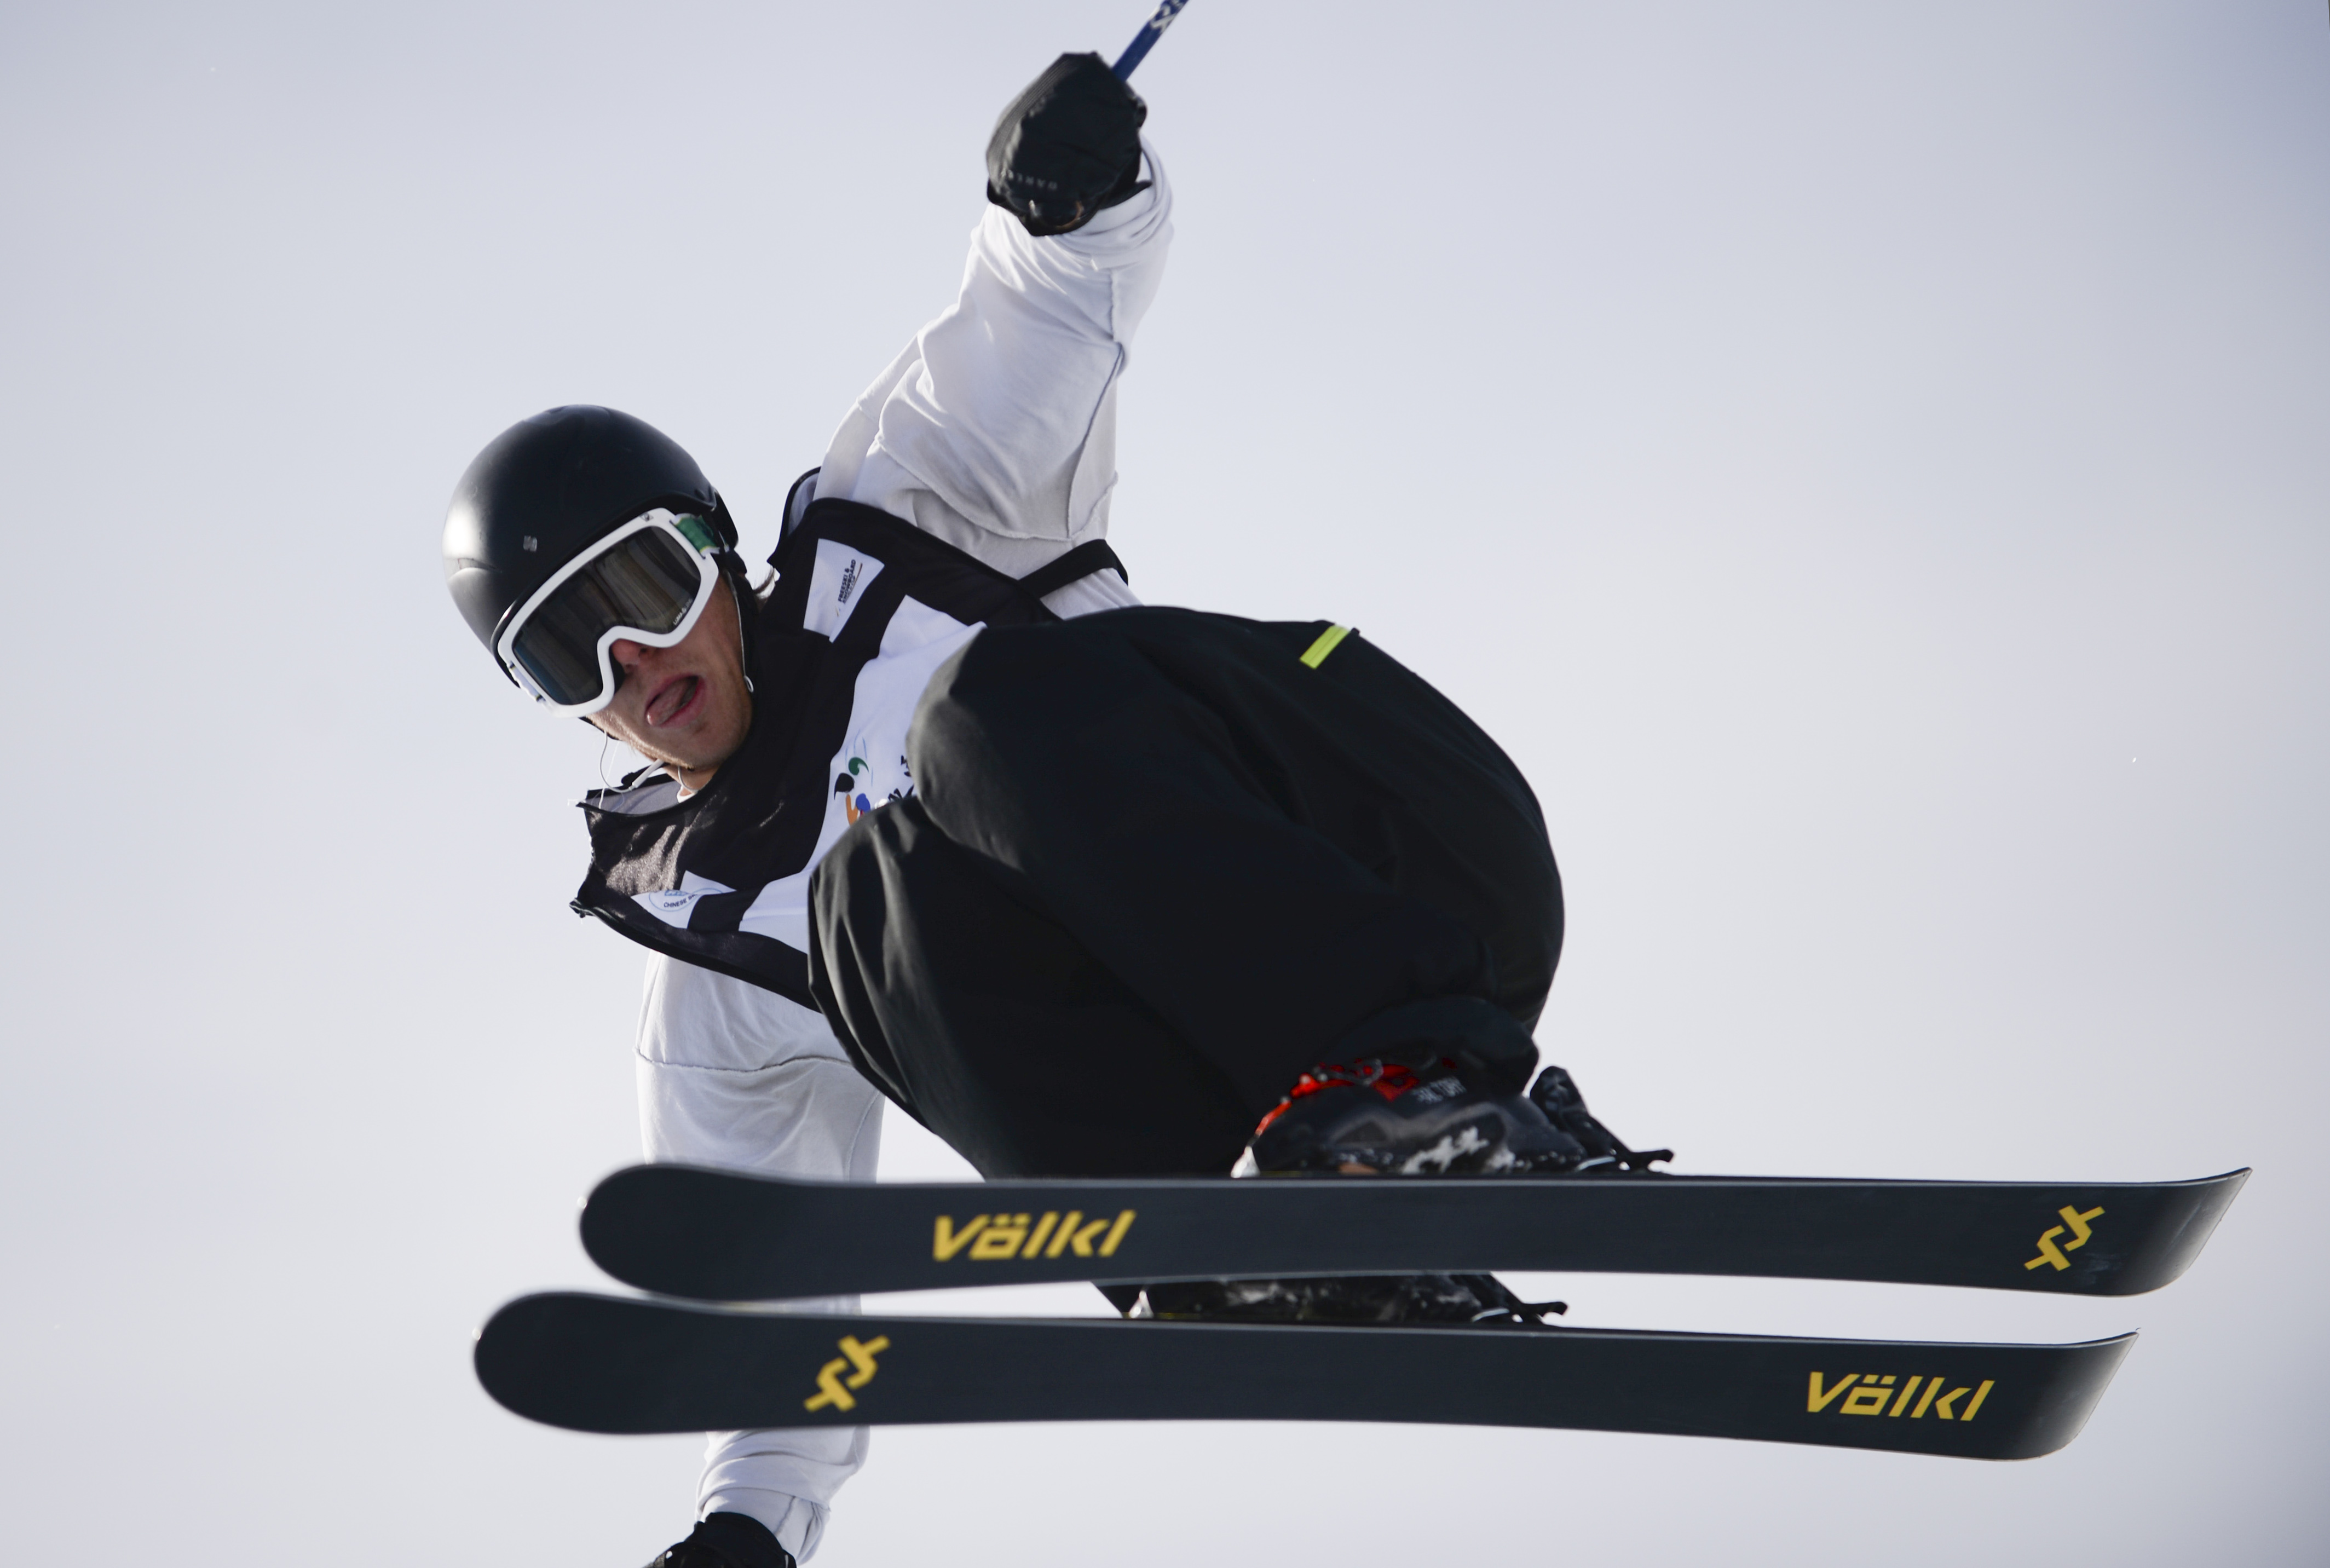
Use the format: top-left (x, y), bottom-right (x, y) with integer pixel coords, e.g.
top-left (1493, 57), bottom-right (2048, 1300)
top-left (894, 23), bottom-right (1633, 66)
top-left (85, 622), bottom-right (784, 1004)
top-left (1112, 0), bottom-right (1191, 79)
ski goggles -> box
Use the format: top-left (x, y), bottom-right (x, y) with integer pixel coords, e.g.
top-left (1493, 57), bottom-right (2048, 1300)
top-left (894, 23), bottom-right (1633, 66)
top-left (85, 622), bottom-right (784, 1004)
top-left (494, 509), bottom-right (727, 717)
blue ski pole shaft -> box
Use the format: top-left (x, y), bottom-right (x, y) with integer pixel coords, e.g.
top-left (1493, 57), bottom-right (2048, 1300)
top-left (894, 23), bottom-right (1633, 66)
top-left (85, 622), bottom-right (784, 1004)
top-left (1112, 0), bottom-right (1191, 79)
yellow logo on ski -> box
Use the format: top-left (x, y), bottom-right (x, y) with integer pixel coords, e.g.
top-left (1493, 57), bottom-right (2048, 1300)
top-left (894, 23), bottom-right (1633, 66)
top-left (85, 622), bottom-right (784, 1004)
top-left (931, 1209), bottom-right (1136, 1262)
top-left (2025, 1204), bottom-right (2105, 1271)
top-left (1807, 1372), bottom-right (1994, 1422)
top-left (804, 1334), bottom-right (889, 1413)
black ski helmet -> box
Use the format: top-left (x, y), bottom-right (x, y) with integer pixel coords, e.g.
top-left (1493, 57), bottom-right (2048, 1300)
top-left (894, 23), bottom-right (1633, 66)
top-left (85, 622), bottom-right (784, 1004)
top-left (442, 405), bottom-right (740, 677)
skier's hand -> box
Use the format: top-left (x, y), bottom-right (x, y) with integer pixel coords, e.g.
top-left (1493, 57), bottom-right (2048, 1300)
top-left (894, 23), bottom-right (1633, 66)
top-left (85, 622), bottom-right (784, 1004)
top-left (985, 52), bottom-right (1149, 236)
top-left (646, 1513), bottom-right (795, 1568)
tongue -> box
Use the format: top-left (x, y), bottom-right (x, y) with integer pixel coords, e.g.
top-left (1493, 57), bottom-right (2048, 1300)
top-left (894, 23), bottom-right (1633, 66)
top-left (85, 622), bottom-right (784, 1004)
top-left (649, 676), bottom-right (697, 727)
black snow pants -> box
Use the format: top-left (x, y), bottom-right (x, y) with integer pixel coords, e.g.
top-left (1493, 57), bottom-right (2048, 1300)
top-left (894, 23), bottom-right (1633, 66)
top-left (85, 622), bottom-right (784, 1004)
top-left (808, 608), bottom-right (1563, 1179)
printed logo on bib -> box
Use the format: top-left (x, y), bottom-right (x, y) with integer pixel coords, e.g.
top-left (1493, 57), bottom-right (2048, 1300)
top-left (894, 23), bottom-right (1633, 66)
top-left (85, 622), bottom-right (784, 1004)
top-left (835, 747), bottom-right (914, 825)
top-left (805, 539), bottom-right (885, 639)
top-left (631, 871), bottom-right (736, 928)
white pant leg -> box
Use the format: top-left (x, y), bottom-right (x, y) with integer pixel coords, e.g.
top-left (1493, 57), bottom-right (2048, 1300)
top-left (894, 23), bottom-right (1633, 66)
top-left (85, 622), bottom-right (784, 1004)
top-left (637, 954), bottom-right (884, 1562)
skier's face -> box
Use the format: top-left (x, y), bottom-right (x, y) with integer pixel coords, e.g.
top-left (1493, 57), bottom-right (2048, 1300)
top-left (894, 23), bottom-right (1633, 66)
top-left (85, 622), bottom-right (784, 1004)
top-left (587, 575), bottom-right (752, 791)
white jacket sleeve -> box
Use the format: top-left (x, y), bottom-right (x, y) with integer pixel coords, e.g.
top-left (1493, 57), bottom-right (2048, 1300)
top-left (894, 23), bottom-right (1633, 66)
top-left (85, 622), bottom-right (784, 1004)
top-left (637, 953), bottom-right (884, 1564)
top-left (816, 138), bottom-right (1173, 616)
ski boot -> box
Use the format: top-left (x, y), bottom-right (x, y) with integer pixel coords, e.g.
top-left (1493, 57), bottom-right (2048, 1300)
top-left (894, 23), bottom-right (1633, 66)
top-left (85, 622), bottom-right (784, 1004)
top-left (1232, 1003), bottom-right (1672, 1178)
top-left (647, 1513), bottom-right (794, 1568)
top-left (1235, 1054), bottom-right (1589, 1176)
top-left (1131, 1000), bottom-right (1667, 1329)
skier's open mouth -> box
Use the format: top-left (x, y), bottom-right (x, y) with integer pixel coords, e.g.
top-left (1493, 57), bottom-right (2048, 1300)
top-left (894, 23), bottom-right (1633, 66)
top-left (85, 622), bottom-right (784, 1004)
top-left (644, 674), bottom-right (702, 728)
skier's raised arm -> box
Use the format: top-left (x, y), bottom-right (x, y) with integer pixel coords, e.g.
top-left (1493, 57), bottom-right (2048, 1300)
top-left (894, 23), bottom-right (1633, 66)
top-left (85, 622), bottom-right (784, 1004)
top-left (811, 53), bottom-right (1172, 610)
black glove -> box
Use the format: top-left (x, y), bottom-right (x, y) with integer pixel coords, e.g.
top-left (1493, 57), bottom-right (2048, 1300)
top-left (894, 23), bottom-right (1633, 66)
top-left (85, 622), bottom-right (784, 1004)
top-left (985, 52), bottom-right (1149, 236)
top-left (646, 1513), bottom-right (795, 1568)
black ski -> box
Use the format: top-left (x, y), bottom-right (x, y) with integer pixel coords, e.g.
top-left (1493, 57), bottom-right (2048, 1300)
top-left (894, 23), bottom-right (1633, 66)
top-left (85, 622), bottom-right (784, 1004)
top-left (474, 1292), bottom-right (2133, 1460)
top-left (579, 1165), bottom-right (2246, 1302)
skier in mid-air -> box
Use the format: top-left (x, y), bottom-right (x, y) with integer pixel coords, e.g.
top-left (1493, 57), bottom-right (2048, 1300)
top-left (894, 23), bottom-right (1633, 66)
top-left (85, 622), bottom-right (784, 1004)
top-left (443, 50), bottom-right (1653, 1568)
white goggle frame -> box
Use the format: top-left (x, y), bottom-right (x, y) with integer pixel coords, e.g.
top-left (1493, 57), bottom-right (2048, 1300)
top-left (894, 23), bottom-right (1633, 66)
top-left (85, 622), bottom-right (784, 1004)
top-left (493, 508), bottom-right (725, 718)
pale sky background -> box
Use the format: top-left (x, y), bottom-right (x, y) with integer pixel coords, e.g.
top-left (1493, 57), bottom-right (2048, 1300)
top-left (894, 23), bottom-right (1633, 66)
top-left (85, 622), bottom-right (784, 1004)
top-left (2, 1), bottom-right (2325, 1562)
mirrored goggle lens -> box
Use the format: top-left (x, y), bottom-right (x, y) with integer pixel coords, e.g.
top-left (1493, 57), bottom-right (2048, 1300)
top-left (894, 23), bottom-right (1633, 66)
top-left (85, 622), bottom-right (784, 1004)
top-left (510, 526), bottom-right (707, 707)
